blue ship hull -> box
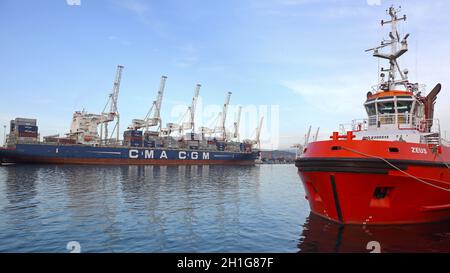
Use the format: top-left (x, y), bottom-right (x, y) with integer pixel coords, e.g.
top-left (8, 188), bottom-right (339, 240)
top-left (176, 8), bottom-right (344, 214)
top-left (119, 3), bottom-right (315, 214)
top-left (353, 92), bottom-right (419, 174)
top-left (0, 144), bottom-right (258, 165)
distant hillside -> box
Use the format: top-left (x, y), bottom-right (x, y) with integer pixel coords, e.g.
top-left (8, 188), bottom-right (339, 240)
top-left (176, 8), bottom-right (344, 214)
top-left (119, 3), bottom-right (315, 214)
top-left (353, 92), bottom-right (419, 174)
top-left (260, 150), bottom-right (297, 160)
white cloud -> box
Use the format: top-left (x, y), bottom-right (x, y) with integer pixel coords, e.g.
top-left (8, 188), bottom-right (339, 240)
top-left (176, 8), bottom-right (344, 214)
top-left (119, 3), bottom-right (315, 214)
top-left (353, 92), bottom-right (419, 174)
top-left (366, 0), bottom-right (381, 6)
top-left (66, 0), bottom-right (81, 6)
top-left (173, 44), bottom-right (200, 68)
top-left (108, 35), bottom-right (131, 46)
top-left (116, 0), bottom-right (149, 16)
top-left (281, 74), bottom-right (370, 115)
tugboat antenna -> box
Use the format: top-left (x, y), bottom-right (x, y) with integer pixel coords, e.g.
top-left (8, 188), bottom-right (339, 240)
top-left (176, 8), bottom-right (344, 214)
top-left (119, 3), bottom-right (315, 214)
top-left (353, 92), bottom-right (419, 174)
top-left (367, 6), bottom-right (409, 91)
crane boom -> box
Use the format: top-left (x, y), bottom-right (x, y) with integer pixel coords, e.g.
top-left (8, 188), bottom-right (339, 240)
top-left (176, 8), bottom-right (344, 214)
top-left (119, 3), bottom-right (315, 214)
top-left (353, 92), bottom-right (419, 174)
top-left (101, 65), bottom-right (124, 144)
top-left (190, 84), bottom-right (201, 132)
top-left (255, 116), bottom-right (264, 149)
top-left (110, 65), bottom-right (124, 116)
top-left (129, 75), bottom-right (167, 131)
top-left (154, 75), bottom-right (167, 122)
top-left (219, 92), bottom-right (232, 140)
top-left (233, 106), bottom-right (242, 141)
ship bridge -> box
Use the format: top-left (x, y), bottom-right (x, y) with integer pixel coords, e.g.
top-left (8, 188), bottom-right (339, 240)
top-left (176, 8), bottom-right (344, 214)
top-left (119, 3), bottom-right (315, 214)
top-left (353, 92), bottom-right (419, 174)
top-left (363, 90), bottom-right (423, 130)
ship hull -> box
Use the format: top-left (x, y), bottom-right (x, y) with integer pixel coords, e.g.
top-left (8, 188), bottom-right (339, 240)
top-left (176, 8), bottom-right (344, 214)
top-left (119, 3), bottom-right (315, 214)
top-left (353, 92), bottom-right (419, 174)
top-left (0, 144), bottom-right (258, 166)
top-left (295, 140), bottom-right (450, 225)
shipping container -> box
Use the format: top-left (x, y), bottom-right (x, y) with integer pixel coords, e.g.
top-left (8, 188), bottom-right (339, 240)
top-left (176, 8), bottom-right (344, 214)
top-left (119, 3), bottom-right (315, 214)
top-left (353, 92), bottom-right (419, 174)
top-left (124, 136), bottom-right (143, 142)
top-left (17, 125), bottom-right (38, 133)
top-left (185, 132), bottom-right (200, 140)
top-left (144, 140), bottom-right (155, 147)
top-left (188, 140), bottom-right (199, 146)
top-left (123, 130), bottom-right (143, 137)
top-left (15, 118), bottom-right (37, 126)
top-left (129, 143), bottom-right (142, 147)
top-left (58, 138), bottom-right (77, 144)
top-left (18, 137), bottom-right (38, 142)
top-left (144, 131), bottom-right (159, 137)
top-left (216, 141), bottom-right (226, 151)
top-left (10, 120), bottom-right (15, 133)
top-left (18, 132), bottom-right (38, 138)
top-left (44, 137), bottom-right (58, 143)
top-left (239, 143), bottom-right (245, 151)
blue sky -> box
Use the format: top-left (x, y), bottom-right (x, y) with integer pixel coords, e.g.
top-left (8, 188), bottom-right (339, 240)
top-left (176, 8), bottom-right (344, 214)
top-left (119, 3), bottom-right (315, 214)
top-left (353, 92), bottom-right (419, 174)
top-left (1, 0), bottom-right (449, 148)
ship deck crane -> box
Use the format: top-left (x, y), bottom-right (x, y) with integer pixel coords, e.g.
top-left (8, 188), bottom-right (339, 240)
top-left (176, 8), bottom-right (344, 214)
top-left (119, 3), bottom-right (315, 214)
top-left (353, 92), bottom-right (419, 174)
top-left (233, 106), bottom-right (242, 141)
top-left (129, 76), bottom-right (167, 132)
top-left (100, 65), bottom-right (124, 144)
top-left (215, 92), bottom-right (232, 140)
top-left (167, 83), bottom-right (201, 137)
top-left (255, 116), bottom-right (264, 149)
top-left (243, 116), bottom-right (264, 149)
top-left (184, 84), bottom-right (201, 133)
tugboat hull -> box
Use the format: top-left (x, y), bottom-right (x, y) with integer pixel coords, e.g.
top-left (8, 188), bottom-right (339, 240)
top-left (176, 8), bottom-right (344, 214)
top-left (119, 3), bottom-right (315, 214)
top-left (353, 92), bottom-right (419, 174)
top-left (295, 140), bottom-right (450, 225)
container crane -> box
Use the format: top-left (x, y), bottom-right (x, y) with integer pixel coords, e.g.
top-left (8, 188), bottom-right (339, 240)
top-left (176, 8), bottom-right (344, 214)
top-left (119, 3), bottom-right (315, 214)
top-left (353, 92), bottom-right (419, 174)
top-left (129, 76), bottom-right (167, 132)
top-left (100, 65), bottom-right (124, 144)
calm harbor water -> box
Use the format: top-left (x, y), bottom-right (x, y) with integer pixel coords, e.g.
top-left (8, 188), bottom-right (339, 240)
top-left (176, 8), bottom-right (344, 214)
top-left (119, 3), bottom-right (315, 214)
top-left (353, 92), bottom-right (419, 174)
top-left (0, 164), bottom-right (449, 253)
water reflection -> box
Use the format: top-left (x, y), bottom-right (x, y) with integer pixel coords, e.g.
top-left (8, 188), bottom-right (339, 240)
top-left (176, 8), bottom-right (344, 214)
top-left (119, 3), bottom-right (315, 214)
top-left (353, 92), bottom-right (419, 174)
top-left (298, 212), bottom-right (450, 253)
top-left (4, 166), bottom-right (38, 205)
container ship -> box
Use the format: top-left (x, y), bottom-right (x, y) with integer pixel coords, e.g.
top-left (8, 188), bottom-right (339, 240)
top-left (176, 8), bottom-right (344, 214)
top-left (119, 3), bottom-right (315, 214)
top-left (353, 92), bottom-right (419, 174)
top-left (295, 6), bottom-right (450, 224)
top-left (0, 67), bottom-right (262, 165)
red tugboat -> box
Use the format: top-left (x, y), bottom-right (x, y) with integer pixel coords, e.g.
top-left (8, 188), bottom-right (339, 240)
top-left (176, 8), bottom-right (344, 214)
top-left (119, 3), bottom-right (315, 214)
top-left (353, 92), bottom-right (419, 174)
top-left (295, 6), bottom-right (450, 225)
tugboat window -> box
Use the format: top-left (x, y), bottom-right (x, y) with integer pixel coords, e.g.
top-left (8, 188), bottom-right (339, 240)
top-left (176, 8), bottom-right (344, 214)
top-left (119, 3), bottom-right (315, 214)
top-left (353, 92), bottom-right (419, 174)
top-left (365, 103), bottom-right (376, 116)
top-left (377, 101), bottom-right (395, 114)
top-left (397, 101), bottom-right (412, 113)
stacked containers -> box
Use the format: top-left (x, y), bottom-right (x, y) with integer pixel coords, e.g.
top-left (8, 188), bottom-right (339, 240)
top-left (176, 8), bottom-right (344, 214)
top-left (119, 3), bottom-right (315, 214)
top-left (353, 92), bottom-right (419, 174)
top-left (18, 125), bottom-right (38, 138)
top-left (10, 120), bottom-right (15, 134)
top-left (144, 140), bottom-right (155, 147)
top-left (216, 141), bottom-right (225, 151)
top-left (58, 138), bottom-right (77, 145)
top-left (124, 130), bottom-right (143, 147)
top-left (167, 137), bottom-right (178, 148)
top-left (15, 118), bottom-right (38, 141)
top-left (144, 131), bottom-right (159, 138)
top-left (244, 143), bottom-right (252, 152)
top-left (239, 142), bottom-right (245, 152)
top-left (185, 132), bottom-right (200, 141)
top-left (188, 140), bottom-right (199, 149)
top-left (155, 139), bottom-right (164, 148)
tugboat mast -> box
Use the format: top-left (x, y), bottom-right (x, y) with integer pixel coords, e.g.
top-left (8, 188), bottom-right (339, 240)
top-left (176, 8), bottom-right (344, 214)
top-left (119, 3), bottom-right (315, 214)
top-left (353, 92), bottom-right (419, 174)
top-left (366, 6), bottom-right (409, 91)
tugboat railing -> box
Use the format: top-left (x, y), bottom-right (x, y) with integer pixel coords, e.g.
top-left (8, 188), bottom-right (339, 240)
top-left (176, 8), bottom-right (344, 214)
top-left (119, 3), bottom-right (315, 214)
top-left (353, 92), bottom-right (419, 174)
top-left (339, 115), bottom-right (441, 137)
